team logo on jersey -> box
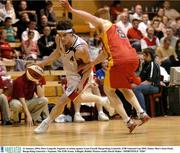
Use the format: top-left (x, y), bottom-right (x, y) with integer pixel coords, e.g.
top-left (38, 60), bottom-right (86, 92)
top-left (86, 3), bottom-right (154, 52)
top-left (117, 27), bottom-right (126, 38)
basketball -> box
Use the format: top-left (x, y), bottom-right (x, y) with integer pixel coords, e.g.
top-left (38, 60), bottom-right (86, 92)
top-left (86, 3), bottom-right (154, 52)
top-left (26, 65), bottom-right (44, 81)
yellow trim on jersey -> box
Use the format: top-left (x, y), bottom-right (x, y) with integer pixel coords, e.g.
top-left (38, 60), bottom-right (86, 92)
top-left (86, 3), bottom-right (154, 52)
top-left (99, 21), bottom-right (114, 88)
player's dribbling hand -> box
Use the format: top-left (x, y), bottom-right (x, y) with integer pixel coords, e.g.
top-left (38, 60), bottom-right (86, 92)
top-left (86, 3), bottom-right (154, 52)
top-left (58, 0), bottom-right (72, 12)
top-left (35, 61), bottom-right (44, 69)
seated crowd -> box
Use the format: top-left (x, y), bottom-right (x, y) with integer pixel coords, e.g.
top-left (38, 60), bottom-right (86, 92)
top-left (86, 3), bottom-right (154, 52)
top-left (0, 0), bottom-right (179, 126)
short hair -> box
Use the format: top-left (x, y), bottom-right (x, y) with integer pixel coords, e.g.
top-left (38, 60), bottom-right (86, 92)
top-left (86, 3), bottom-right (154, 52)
top-left (146, 26), bottom-right (154, 32)
top-left (56, 19), bottom-right (73, 31)
top-left (28, 30), bottom-right (34, 36)
top-left (132, 18), bottom-right (140, 22)
top-left (46, 1), bottom-right (53, 7)
top-left (164, 37), bottom-right (171, 43)
top-left (152, 18), bottom-right (160, 24)
top-left (143, 48), bottom-right (156, 60)
top-left (4, 17), bottom-right (12, 22)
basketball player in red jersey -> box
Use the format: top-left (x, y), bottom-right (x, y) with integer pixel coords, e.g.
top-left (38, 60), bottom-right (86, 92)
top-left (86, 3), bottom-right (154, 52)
top-left (59, 0), bottom-right (150, 133)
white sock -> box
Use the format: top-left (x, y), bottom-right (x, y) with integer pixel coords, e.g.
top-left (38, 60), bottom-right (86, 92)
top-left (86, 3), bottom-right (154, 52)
top-left (137, 109), bottom-right (145, 116)
top-left (75, 112), bottom-right (81, 116)
top-left (44, 117), bottom-right (53, 124)
top-left (124, 117), bottom-right (130, 123)
top-left (98, 110), bottom-right (103, 114)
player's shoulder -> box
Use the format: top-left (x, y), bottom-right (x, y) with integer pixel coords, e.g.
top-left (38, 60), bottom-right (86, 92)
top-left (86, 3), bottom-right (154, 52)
top-left (74, 36), bottom-right (88, 52)
top-left (101, 19), bottom-right (112, 32)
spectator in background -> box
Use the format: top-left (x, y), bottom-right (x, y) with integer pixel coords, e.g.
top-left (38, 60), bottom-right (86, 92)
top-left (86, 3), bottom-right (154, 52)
top-left (38, 26), bottom-right (56, 59)
top-left (0, 0), bottom-right (16, 24)
top-left (22, 30), bottom-right (39, 60)
top-left (127, 18), bottom-right (143, 52)
top-left (131, 4), bottom-right (143, 21)
top-left (138, 13), bottom-right (150, 37)
top-left (0, 75), bottom-right (12, 125)
top-left (9, 65), bottom-right (49, 126)
top-left (175, 39), bottom-right (180, 63)
top-left (116, 8), bottom-right (130, 22)
top-left (151, 19), bottom-right (164, 40)
top-left (163, 0), bottom-right (179, 21)
top-left (26, 0), bottom-right (46, 20)
top-left (175, 17), bottom-right (180, 38)
top-left (40, 1), bottom-right (56, 24)
top-left (21, 20), bottom-right (40, 42)
top-left (16, 0), bottom-right (36, 20)
top-left (155, 8), bottom-right (165, 22)
top-left (73, 72), bottom-right (109, 122)
top-left (160, 27), bottom-right (178, 48)
top-left (0, 29), bottom-right (15, 59)
top-left (15, 12), bottom-right (30, 40)
top-left (110, 0), bottom-right (123, 23)
top-left (3, 17), bottom-right (16, 42)
top-left (0, 61), bottom-right (7, 76)
top-left (141, 26), bottom-right (160, 50)
top-left (159, 16), bottom-right (170, 36)
top-left (38, 15), bottom-right (56, 34)
top-left (96, 60), bottom-right (108, 81)
top-left (156, 37), bottom-right (178, 73)
top-left (133, 48), bottom-right (161, 112)
top-left (116, 12), bottom-right (132, 35)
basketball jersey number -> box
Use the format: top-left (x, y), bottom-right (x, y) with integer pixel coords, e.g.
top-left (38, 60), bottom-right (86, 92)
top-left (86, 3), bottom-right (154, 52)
top-left (117, 27), bottom-right (126, 39)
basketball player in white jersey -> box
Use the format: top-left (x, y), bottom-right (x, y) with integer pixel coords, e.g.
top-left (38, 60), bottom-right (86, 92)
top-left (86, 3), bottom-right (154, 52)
top-left (34, 20), bottom-right (109, 134)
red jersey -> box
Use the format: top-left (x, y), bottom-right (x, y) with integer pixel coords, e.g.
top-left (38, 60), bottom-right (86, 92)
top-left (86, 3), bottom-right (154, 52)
top-left (0, 42), bottom-right (14, 59)
top-left (100, 23), bottom-right (138, 65)
top-left (99, 22), bottom-right (139, 89)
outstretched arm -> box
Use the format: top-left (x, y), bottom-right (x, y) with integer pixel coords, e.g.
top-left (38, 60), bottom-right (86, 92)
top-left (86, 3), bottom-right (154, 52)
top-left (58, 0), bottom-right (104, 31)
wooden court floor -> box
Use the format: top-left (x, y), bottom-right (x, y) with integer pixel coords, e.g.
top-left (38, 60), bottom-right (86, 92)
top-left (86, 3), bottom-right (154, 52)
top-left (0, 116), bottom-right (180, 146)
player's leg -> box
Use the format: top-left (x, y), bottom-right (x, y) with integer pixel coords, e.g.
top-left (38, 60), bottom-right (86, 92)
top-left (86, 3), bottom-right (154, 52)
top-left (73, 101), bottom-right (85, 122)
top-left (34, 94), bottom-right (70, 134)
top-left (104, 86), bottom-right (137, 133)
top-left (119, 88), bottom-right (150, 125)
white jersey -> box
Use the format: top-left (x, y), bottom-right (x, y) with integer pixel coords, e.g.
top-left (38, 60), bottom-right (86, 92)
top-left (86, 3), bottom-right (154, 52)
top-left (60, 34), bottom-right (87, 78)
top-left (59, 34), bottom-right (88, 97)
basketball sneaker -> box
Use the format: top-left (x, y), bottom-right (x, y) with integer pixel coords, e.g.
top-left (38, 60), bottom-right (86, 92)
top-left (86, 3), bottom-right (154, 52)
top-left (74, 113), bottom-right (85, 122)
top-left (34, 120), bottom-right (49, 134)
top-left (55, 114), bottom-right (66, 123)
top-left (127, 119), bottom-right (137, 133)
top-left (98, 112), bottom-right (109, 121)
top-left (138, 112), bottom-right (150, 126)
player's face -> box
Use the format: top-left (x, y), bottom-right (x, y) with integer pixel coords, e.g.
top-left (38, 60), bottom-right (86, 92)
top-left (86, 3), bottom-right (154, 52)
top-left (58, 32), bottom-right (72, 46)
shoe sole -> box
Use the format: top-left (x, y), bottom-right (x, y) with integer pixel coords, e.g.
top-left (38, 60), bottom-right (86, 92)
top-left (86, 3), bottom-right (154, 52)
top-left (138, 116), bottom-right (150, 126)
top-left (74, 120), bottom-right (85, 123)
top-left (128, 123), bottom-right (138, 133)
top-left (34, 129), bottom-right (46, 134)
top-left (34, 125), bottom-right (49, 134)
